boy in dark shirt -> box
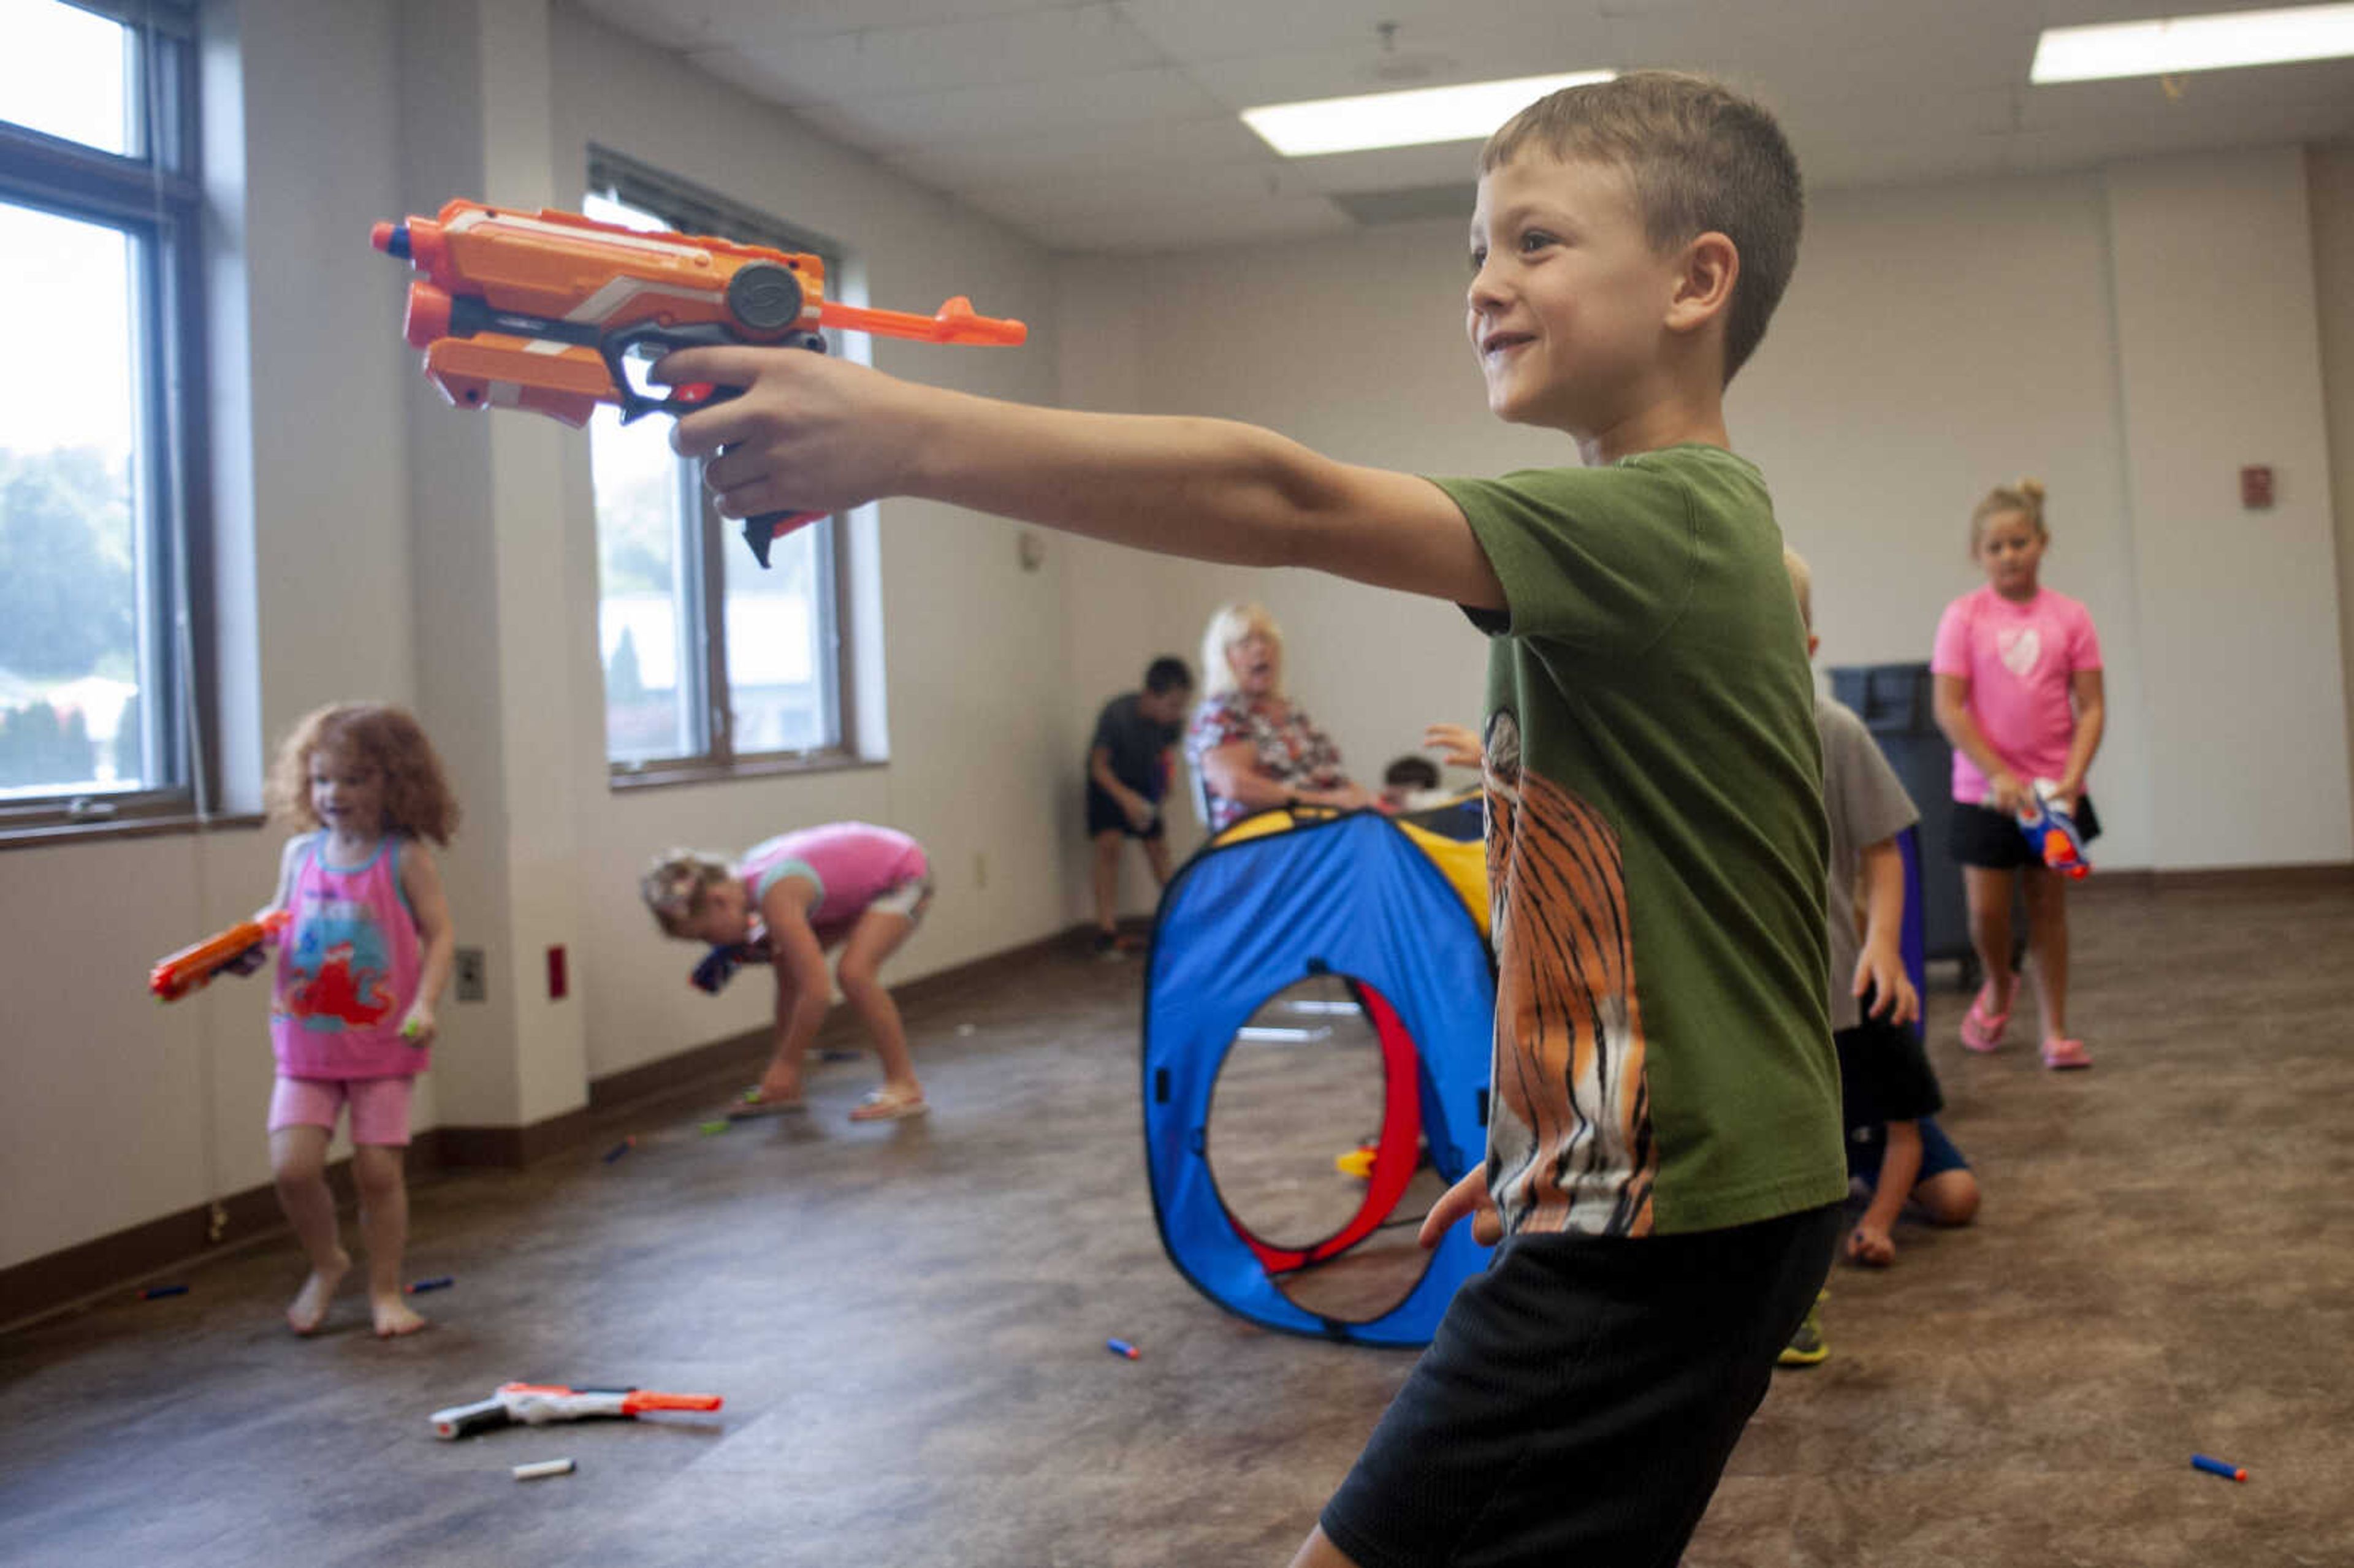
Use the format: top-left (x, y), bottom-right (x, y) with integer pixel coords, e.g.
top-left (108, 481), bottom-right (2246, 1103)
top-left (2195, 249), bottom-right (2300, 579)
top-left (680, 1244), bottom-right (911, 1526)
top-left (1086, 655), bottom-right (1193, 957)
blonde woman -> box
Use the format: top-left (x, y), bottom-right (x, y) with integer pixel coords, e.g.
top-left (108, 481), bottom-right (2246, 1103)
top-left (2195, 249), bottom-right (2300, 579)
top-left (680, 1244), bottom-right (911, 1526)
top-left (1184, 603), bottom-right (1374, 832)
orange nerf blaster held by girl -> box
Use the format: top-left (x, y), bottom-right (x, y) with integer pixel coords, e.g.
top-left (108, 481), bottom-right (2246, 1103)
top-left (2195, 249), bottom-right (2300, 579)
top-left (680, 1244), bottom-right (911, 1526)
top-left (371, 198), bottom-right (1026, 565)
top-left (149, 909), bottom-right (291, 1002)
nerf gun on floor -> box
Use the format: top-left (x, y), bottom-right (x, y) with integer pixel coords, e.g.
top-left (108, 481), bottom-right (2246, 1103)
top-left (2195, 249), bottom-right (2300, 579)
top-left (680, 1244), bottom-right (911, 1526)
top-left (429, 1382), bottom-right (724, 1440)
top-left (371, 199), bottom-right (1026, 566)
top-left (2013, 778), bottom-right (2092, 879)
top-left (690, 941), bottom-right (766, 995)
top-left (149, 910), bottom-right (291, 1002)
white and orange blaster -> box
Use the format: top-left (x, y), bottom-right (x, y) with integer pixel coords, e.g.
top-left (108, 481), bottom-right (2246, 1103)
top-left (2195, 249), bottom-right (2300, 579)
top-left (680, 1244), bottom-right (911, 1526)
top-left (372, 199), bottom-right (1026, 565)
top-left (429, 1381), bottom-right (724, 1441)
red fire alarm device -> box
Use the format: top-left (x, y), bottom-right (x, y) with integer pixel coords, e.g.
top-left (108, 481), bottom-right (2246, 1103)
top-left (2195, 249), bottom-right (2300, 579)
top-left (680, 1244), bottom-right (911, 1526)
top-left (547, 944), bottom-right (568, 1000)
top-left (2240, 465), bottom-right (2274, 509)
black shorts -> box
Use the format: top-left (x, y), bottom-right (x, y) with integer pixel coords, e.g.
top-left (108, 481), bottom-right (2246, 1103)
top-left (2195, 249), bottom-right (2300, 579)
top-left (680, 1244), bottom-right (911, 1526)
top-left (1835, 1005), bottom-right (1945, 1131)
top-left (1949, 794), bottom-right (2101, 870)
top-left (1084, 782), bottom-right (1163, 840)
top-left (1319, 1205), bottom-right (1841, 1568)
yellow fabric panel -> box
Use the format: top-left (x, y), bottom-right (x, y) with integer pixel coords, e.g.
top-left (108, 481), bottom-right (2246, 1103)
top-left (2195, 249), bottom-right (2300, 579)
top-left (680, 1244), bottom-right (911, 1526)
top-left (1395, 821), bottom-right (1491, 939)
top-left (1209, 809), bottom-right (1491, 942)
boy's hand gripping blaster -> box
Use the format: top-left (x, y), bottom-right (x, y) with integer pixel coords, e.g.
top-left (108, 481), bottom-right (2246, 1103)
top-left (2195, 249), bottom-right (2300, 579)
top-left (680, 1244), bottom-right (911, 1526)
top-left (148, 910), bottom-right (291, 1002)
top-left (429, 1382), bottom-right (724, 1440)
top-left (371, 199), bottom-right (1026, 566)
top-left (2012, 778), bottom-right (2092, 880)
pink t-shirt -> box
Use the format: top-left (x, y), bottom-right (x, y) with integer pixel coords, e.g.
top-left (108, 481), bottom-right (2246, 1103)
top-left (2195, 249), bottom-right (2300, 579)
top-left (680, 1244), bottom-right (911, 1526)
top-left (270, 833), bottom-right (427, 1079)
top-left (1931, 585), bottom-right (2103, 804)
top-left (738, 823), bottom-right (929, 942)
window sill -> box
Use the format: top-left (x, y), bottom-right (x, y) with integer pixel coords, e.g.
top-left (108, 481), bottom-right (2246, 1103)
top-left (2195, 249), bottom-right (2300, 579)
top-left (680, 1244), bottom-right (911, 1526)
top-left (606, 752), bottom-right (886, 793)
top-left (0, 810), bottom-right (268, 853)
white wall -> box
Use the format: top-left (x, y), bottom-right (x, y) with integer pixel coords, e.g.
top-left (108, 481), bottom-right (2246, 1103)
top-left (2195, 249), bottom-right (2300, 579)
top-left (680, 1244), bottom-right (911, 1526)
top-left (2105, 149), bottom-right (2350, 868)
top-left (1735, 171), bottom-right (2154, 867)
top-left (1056, 151), bottom-right (2354, 878)
top-left (2309, 146), bottom-right (2354, 847)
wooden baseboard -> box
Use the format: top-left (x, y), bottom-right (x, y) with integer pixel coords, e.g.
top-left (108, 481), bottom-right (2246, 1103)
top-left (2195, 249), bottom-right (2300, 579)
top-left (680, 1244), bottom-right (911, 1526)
top-left (2074, 861), bottom-right (2354, 896)
top-left (1, 923), bottom-right (1102, 1333)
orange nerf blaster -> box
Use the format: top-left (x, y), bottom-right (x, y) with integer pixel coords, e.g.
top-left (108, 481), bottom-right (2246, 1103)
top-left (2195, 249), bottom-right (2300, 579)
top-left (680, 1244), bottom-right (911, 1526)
top-left (429, 1382), bottom-right (725, 1440)
top-left (149, 910), bottom-right (291, 1002)
top-left (371, 199), bottom-right (1026, 566)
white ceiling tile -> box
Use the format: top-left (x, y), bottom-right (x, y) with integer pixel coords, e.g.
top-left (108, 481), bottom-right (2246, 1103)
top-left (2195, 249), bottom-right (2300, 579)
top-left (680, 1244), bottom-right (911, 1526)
top-left (574, 0), bottom-right (2354, 254)
top-left (2019, 59), bottom-right (2354, 131)
top-left (755, 64), bottom-right (1229, 148)
top-left (706, 7), bottom-right (1168, 102)
top-left (1117, 0), bottom-right (1607, 66)
top-left (1019, 197), bottom-right (1357, 254)
top-left (887, 115), bottom-right (1274, 186)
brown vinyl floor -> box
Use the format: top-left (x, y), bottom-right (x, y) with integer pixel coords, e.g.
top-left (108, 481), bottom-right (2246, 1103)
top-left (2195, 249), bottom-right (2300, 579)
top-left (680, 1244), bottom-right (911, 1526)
top-left (2, 877), bottom-right (2350, 1567)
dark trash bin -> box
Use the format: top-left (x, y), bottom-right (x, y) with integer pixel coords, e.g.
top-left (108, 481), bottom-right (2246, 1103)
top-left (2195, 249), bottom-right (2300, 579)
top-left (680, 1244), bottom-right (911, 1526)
top-left (1828, 661), bottom-right (1976, 983)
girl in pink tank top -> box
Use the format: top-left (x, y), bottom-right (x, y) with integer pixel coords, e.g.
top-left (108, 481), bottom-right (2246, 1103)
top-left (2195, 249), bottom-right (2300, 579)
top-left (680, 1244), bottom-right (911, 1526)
top-left (642, 823), bottom-right (934, 1124)
top-left (249, 704), bottom-right (459, 1339)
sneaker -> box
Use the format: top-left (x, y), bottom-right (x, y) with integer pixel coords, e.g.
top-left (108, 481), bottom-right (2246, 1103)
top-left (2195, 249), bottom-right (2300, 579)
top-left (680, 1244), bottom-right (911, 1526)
top-left (1091, 931), bottom-right (1127, 962)
top-left (1778, 1293), bottom-right (1829, 1368)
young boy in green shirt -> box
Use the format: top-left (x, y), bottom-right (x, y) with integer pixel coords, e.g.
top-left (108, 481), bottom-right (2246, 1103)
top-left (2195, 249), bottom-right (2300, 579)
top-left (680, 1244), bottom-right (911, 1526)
top-left (664, 69), bottom-right (1843, 1568)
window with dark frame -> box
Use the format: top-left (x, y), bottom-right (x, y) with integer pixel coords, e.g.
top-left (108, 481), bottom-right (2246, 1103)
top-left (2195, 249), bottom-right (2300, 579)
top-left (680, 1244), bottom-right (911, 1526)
top-left (0, 0), bottom-right (210, 839)
top-left (585, 149), bottom-right (857, 786)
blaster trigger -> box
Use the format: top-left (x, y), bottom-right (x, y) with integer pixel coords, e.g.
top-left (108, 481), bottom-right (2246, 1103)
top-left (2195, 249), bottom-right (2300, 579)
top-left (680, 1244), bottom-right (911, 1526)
top-left (742, 509), bottom-right (827, 568)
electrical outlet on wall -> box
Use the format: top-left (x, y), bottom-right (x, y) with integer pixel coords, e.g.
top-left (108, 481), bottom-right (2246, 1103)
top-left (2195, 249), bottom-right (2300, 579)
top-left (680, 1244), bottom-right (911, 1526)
top-left (454, 946), bottom-right (487, 1003)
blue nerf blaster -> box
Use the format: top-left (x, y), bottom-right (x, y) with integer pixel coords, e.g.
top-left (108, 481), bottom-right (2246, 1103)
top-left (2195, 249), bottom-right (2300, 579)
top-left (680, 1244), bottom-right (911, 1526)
top-left (2014, 778), bottom-right (2090, 880)
top-left (690, 942), bottom-right (766, 994)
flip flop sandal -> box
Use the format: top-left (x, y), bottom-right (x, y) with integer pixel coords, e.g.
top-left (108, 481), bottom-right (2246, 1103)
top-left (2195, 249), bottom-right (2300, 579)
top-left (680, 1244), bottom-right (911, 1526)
top-left (2040, 1037), bottom-right (2093, 1071)
top-left (726, 1089), bottom-right (809, 1121)
top-left (850, 1089), bottom-right (929, 1123)
top-left (1960, 983), bottom-right (2012, 1053)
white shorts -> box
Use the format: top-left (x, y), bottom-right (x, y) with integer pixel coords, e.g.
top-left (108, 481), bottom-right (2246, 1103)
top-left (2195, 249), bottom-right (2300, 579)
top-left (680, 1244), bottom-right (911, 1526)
top-left (868, 877), bottom-right (933, 923)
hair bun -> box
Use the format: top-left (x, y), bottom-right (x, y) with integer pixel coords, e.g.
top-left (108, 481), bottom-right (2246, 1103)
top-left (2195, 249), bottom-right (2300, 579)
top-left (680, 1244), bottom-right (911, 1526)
top-left (2017, 477), bottom-right (2046, 502)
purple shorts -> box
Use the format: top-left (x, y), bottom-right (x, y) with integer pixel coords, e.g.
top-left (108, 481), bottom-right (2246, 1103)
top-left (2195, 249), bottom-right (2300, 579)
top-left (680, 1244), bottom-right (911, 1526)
top-left (268, 1075), bottom-right (415, 1146)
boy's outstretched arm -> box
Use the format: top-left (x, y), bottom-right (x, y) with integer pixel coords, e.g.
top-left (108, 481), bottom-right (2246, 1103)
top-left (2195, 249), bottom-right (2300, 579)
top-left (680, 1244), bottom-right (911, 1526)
top-left (660, 346), bottom-right (1505, 611)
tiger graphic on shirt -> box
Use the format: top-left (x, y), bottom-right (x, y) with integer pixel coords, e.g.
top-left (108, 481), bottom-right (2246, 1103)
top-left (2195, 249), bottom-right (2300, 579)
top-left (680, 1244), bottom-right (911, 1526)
top-left (1483, 707), bottom-right (1656, 1237)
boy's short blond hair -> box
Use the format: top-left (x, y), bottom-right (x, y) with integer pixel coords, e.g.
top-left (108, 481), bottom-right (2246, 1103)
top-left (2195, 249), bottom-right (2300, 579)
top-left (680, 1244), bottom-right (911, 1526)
top-left (1782, 547), bottom-right (1813, 633)
top-left (1481, 70), bottom-right (1802, 383)
top-left (641, 848), bottom-right (734, 938)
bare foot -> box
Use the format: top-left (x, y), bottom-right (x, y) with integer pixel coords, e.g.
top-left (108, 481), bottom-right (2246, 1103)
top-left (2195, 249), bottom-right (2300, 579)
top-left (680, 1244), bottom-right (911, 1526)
top-left (1845, 1224), bottom-right (1896, 1268)
top-left (287, 1250), bottom-right (350, 1335)
top-left (757, 1066), bottom-right (804, 1104)
top-left (371, 1295), bottom-right (430, 1338)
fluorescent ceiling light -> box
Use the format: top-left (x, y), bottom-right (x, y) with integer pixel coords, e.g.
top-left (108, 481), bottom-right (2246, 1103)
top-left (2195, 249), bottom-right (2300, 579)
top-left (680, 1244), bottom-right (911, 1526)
top-left (2031, 3), bottom-right (2354, 83)
top-left (1242, 70), bottom-right (1616, 158)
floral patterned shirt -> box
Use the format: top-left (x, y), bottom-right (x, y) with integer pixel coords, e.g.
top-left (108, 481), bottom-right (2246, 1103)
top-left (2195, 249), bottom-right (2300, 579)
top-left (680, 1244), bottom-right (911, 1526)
top-left (1184, 691), bottom-right (1346, 832)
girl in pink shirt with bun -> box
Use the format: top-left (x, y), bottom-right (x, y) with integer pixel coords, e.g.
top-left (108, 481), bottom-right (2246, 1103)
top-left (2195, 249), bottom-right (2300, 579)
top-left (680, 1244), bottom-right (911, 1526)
top-left (1931, 479), bottom-right (2108, 1070)
top-left (642, 823), bottom-right (934, 1121)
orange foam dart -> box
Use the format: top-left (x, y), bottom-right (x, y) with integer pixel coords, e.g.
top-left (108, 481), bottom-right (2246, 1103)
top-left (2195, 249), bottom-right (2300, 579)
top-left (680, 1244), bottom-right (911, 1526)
top-left (150, 910), bottom-right (292, 1002)
top-left (818, 295), bottom-right (1027, 346)
top-left (618, 1391), bottom-right (726, 1415)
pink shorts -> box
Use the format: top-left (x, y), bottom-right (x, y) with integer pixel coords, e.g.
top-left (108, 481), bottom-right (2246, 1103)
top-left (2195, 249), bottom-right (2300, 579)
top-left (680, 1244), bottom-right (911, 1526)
top-left (268, 1075), bottom-right (415, 1147)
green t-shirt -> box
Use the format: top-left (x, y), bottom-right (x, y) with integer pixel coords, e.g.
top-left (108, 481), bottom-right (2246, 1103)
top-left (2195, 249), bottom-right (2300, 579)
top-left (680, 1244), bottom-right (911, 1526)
top-left (1436, 443), bottom-right (1845, 1237)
